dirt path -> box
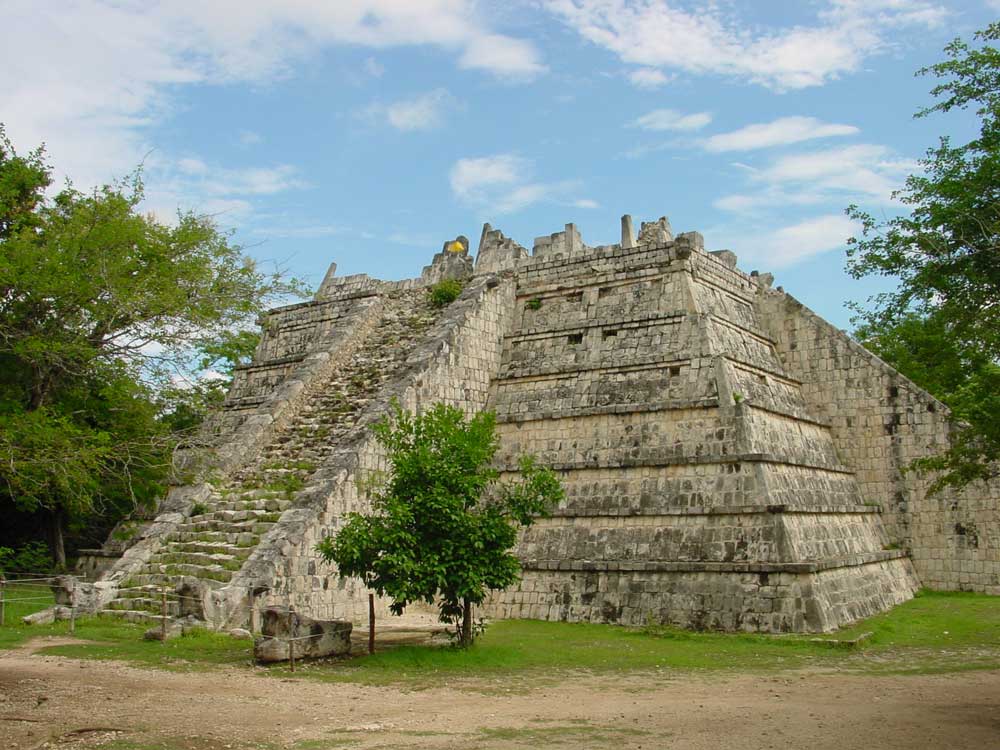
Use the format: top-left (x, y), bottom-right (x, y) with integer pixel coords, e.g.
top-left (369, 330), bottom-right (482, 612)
top-left (1, 638), bottom-right (998, 750)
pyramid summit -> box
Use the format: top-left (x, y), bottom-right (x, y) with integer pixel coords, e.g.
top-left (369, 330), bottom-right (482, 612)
top-left (75, 215), bottom-right (998, 633)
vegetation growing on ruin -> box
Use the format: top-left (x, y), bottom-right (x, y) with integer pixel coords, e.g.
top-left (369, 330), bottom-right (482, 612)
top-left (427, 279), bottom-right (464, 307)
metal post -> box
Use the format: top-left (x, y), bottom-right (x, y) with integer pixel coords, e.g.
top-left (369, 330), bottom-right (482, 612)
top-left (0, 576), bottom-right (5, 627)
top-left (160, 588), bottom-right (168, 642)
top-left (288, 637), bottom-right (295, 673)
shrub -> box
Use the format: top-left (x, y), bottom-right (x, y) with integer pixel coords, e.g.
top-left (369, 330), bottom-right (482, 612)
top-left (428, 279), bottom-right (464, 308)
top-left (526, 298), bottom-right (542, 311)
top-left (0, 541), bottom-right (54, 576)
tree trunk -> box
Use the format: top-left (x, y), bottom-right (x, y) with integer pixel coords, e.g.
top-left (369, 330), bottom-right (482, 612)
top-left (48, 508), bottom-right (66, 570)
top-left (461, 598), bottom-right (472, 648)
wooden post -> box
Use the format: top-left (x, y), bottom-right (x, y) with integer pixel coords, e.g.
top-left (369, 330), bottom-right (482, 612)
top-left (68, 576), bottom-right (76, 634)
top-left (289, 602), bottom-right (296, 672)
top-left (0, 576), bottom-right (5, 627)
top-left (462, 598), bottom-right (472, 648)
top-left (248, 586), bottom-right (256, 634)
top-left (160, 588), bottom-right (168, 642)
top-left (368, 593), bottom-right (375, 655)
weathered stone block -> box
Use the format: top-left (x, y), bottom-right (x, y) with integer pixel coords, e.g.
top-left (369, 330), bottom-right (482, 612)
top-left (253, 607), bottom-right (352, 663)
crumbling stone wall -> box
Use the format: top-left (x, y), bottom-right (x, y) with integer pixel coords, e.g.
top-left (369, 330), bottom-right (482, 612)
top-left (756, 290), bottom-right (1000, 594)
top-left (210, 272), bottom-right (518, 625)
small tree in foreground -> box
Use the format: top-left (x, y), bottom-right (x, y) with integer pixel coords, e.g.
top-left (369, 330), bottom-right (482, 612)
top-left (316, 402), bottom-right (564, 647)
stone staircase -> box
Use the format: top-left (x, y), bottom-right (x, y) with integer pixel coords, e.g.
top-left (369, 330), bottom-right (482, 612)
top-left (102, 289), bottom-right (444, 622)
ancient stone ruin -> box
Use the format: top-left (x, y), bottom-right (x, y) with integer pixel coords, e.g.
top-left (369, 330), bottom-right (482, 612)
top-left (74, 216), bottom-right (999, 633)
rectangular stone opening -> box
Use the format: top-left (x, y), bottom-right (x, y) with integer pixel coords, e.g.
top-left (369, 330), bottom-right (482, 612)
top-left (598, 286), bottom-right (613, 298)
top-left (567, 333), bottom-right (584, 345)
top-left (566, 291), bottom-right (583, 303)
top-left (669, 365), bottom-right (682, 377)
top-left (602, 329), bottom-right (618, 339)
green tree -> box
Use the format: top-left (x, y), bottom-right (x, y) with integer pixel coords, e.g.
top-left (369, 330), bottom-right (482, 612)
top-left (157, 329), bottom-right (261, 437)
top-left (846, 23), bottom-right (1000, 491)
top-left (0, 127), bottom-right (305, 564)
top-left (316, 403), bottom-right (564, 647)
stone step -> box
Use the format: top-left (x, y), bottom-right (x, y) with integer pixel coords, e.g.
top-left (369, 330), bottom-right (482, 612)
top-left (211, 498), bottom-right (291, 513)
top-left (115, 586), bottom-right (179, 601)
top-left (180, 520), bottom-right (277, 535)
top-left (105, 597), bottom-right (181, 616)
top-left (99, 609), bottom-right (172, 624)
top-left (194, 508), bottom-right (282, 523)
top-left (168, 541), bottom-right (254, 557)
top-left (148, 550), bottom-right (246, 568)
top-left (138, 562), bottom-right (235, 582)
top-left (169, 530), bottom-right (258, 546)
top-left (102, 291), bottom-right (443, 627)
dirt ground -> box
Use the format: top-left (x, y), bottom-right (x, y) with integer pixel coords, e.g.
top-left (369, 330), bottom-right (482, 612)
top-left (1, 637), bottom-right (998, 750)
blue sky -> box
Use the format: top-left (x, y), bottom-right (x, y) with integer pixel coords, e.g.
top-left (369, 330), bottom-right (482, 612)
top-left (3, 1), bottom-right (997, 329)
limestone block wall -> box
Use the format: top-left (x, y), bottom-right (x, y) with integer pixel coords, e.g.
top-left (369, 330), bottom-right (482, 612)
top-left (482, 223), bottom-right (918, 633)
top-left (215, 274), bottom-right (519, 625)
top-left (756, 289), bottom-right (1000, 594)
top-left (501, 556), bottom-right (914, 632)
top-left (203, 295), bottom-right (382, 443)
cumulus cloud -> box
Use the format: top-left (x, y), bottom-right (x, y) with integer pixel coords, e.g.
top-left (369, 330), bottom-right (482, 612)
top-left (703, 116), bottom-right (859, 152)
top-left (544, 0), bottom-right (948, 91)
top-left (458, 34), bottom-right (547, 79)
top-left (631, 109), bottom-right (712, 131)
top-left (376, 89), bottom-right (459, 131)
top-left (449, 154), bottom-right (586, 214)
top-left (1, 1), bottom-right (544, 195)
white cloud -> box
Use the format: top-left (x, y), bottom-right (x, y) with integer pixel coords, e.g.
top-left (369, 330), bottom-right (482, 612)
top-left (627, 67), bottom-right (672, 88)
top-left (177, 157), bottom-right (209, 175)
top-left (1, 1), bottom-right (543, 201)
top-left (142, 160), bottom-right (305, 226)
top-left (760, 144), bottom-right (909, 198)
top-left (631, 109), bottom-right (712, 132)
top-left (458, 34), bottom-right (547, 79)
top-left (764, 214), bottom-right (860, 266)
top-left (703, 116), bottom-right (859, 152)
top-left (449, 154), bottom-right (585, 214)
top-left (574, 198), bottom-right (600, 209)
top-left (545, 0), bottom-right (948, 91)
top-left (450, 154), bottom-right (529, 198)
top-left (380, 89), bottom-right (457, 131)
top-left (714, 143), bottom-right (917, 214)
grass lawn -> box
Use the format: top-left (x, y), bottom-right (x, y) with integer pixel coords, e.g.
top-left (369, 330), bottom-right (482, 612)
top-left (2, 588), bottom-right (998, 685)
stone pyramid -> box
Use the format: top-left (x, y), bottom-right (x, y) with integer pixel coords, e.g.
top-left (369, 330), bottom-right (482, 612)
top-left (481, 218), bottom-right (918, 631)
top-left (73, 213), bottom-right (998, 634)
